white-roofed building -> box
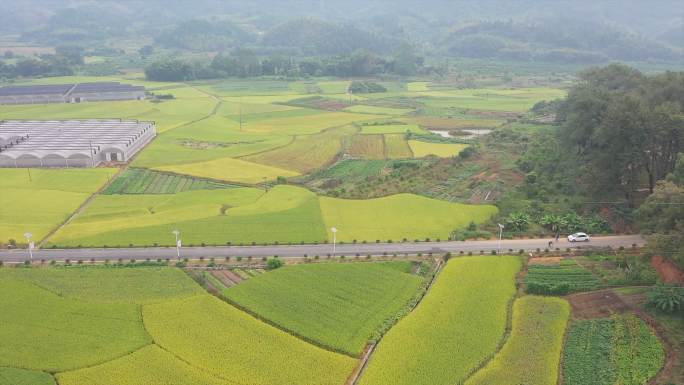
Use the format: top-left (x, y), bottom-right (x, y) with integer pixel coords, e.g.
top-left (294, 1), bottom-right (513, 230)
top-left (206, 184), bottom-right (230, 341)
top-left (0, 119), bottom-right (156, 168)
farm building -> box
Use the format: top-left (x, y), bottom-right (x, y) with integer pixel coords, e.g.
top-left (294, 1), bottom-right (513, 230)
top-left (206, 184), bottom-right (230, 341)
top-left (0, 82), bottom-right (145, 105)
top-left (0, 119), bottom-right (156, 168)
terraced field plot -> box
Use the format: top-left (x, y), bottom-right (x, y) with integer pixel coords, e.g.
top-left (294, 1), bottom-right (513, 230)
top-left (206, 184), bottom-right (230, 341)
top-left (245, 125), bottom-right (357, 173)
top-left (344, 104), bottom-right (414, 115)
top-left (0, 367), bottom-right (55, 385)
top-left (465, 296), bottom-right (570, 385)
top-left (384, 134), bottom-right (414, 158)
top-left (0, 168), bottom-right (112, 243)
top-left (57, 345), bottom-right (226, 385)
top-left (359, 256), bottom-right (522, 385)
top-left (49, 186), bottom-right (325, 247)
top-left (408, 140), bottom-right (469, 157)
top-left (359, 123), bottom-right (427, 134)
top-left (49, 184), bottom-right (494, 246)
top-left (526, 258), bottom-right (602, 294)
top-left (319, 193), bottom-right (497, 242)
top-left (563, 314), bottom-right (664, 385)
top-left (2, 266), bottom-right (204, 304)
top-left (223, 261), bottom-right (423, 355)
top-left (154, 156), bottom-right (300, 183)
top-left (0, 276), bottom-right (151, 372)
top-left (144, 293), bottom-right (356, 385)
top-left (348, 134), bottom-right (386, 159)
top-left (416, 87), bottom-right (566, 112)
top-left (103, 168), bottom-right (235, 194)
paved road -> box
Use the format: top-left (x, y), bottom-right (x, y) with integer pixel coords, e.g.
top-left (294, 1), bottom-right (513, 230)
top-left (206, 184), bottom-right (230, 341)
top-left (0, 235), bottom-right (643, 263)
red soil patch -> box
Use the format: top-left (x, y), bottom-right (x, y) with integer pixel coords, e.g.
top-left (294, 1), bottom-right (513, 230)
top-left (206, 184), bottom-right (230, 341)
top-left (313, 100), bottom-right (348, 111)
top-left (529, 256), bottom-right (562, 265)
top-left (651, 255), bottom-right (684, 284)
top-left (566, 290), bottom-right (631, 319)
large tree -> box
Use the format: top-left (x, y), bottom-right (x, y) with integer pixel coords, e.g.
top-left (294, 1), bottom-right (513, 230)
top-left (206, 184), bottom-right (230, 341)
top-left (556, 64), bottom-right (684, 205)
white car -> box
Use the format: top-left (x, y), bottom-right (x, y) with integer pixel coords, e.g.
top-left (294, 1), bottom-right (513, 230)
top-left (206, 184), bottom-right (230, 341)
top-left (567, 232), bottom-right (590, 242)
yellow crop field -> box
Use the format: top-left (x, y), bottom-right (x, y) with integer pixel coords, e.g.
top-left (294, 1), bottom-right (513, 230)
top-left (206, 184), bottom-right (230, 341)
top-left (360, 124), bottom-right (427, 135)
top-left (408, 140), bottom-right (469, 157)
top-left (0, 168), bottom-right (112, 243)
top-left (245, 126), bottom-right (356, 173)
top-left (154, 156), bottom-right (299, 183)
top-left (48, 186), bottom-right (329, 247)
top-left (348, 134), bottom-right (386, 159)
top-left (319, 193), bottom-right (497, 242)
top-left (244, 111), bottom-right (382, 135)
top-left (465, 296), bottom-right (570, 385)
top-left (57, 345), bottom-right (226, 385)
top-left (144, 294), bottom-right (356, 385)
top-left (359, 256), bottom-right (522, 385)
top-left (344, 104), bottom-right (414, 115)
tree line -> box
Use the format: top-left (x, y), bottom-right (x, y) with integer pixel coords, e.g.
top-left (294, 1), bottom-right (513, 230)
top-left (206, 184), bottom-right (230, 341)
top-left (144, 46), bottom-right (427, 82)
top-left (518, 64), bottom-right (683, 267)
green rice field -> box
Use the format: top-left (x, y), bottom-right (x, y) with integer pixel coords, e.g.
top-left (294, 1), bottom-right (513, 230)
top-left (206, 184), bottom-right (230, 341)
top-left (0, 168), bottom-right (112, 244)
top-left (48, 185), bottom-right (495, 246)
top-left (222, 261), bottom-right (423, 355)
top-left (563, 315), bottom-right (665, 385)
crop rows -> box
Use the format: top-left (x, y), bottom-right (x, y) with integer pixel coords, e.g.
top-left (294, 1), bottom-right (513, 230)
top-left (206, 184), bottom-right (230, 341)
top-left (526, 259), bottom-right (602, 295)
top-left (103, 168), bottom-right (234, 194)
top-left (359, 256), bottom-right (521, 385)
top-left (222, 261), bottom-right (423, 355)
top-left (563, 314), bottom-right (664, 385)
top-left (465, 296), bottom-right (570, 385)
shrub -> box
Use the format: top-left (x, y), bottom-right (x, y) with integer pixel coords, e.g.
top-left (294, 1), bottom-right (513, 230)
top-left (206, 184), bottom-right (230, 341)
top-left (647, 284), bottom-right (684, 313)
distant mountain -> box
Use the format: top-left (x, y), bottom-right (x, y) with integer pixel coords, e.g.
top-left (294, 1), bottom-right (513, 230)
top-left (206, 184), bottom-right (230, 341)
top-left (155, 19), bottom-right (255, 52)
top-left (659, 24), bottom-right (684, 48)
top-left (260, 19), bottom-right (403, 55)
top-left (444, 18), bottom-right (682, 63)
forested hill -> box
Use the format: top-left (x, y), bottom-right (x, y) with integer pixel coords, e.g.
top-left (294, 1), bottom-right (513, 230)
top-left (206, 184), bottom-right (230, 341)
top-left (444, 19), bottom-right (682, 63)
top-left (1, 0), bottom-right (682, 64)
top-left (260, 19), bottom-right (401, 55)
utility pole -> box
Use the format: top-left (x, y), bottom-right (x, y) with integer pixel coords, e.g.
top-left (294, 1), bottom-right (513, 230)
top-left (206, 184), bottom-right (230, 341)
top-left (89, 140), bottom-right (95, 167)
top-left (172, 230), bottom-right (181, 260)
top-left (497, 224), bottom-right (504, 254)
top-left (24, 232), bottom-right (33, 260)
top-left (331, 227), bottom-right (338, 256)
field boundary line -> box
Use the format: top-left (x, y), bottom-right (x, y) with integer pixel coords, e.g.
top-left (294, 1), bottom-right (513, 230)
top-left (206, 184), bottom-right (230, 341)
top-left (183, 269), bottom-right (361, 358)
top-left (460, 255), bottom-right (523, 384)
top-left (138, 301), bottom-right (236, 385)
top-left (38, 167), bottom-right (125, 248)
top-left (236, 122), bottom-right (357, 163)
top-left (352, 258), bottom-right (444, 385)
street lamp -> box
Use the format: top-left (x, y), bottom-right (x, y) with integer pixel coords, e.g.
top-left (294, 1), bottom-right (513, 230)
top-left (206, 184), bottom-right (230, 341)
top-left (497, 224), bottom-right (504, 255)
top-left (172, 230), bottom-right (181, 260)
top-left (330, 227), bottom-right (338, 255)
top-left (24, 232), bottom-right (33, 260)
